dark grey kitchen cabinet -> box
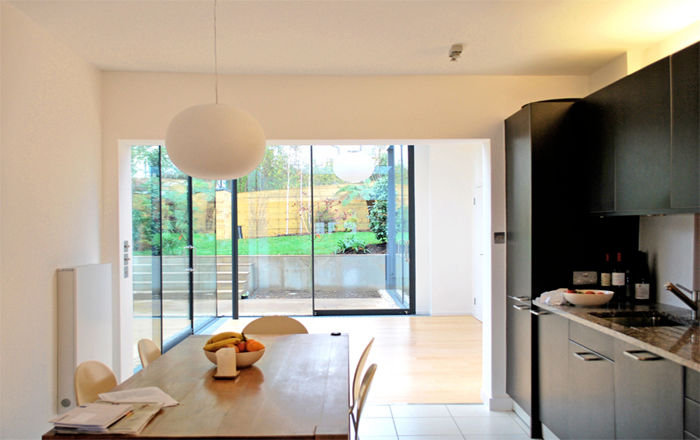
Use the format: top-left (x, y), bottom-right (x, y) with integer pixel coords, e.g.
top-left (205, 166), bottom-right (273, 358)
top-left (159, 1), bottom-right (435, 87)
top-left (582, 75), bottom-right (624, 214)
top-left (581, 57), bottom-right (671, 214)
top-left (671, 42), bottom-right (700, 210)
top-left (567, 340), bottom-right (616, 439)
top-left (505, 100), bottom-right (578, 430)
top-left (506, 296), bottom-right (532, 415)
top-left (687, 369), bottom-right (700, 439)
top-left (614, 341), bottom-right (683, 439)
top-left (614, 57), bottom-right (671, 212)
top-left (536, 310), bottom-right (569, 439)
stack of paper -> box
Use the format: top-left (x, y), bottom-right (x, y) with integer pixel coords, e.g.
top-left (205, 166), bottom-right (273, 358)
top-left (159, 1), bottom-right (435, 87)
top-left (98, 386), bottom-right (179, 407)
top-left (50, 403), bottom-right (132, 433)
top-left (106, 402), bottom-right (163, 434)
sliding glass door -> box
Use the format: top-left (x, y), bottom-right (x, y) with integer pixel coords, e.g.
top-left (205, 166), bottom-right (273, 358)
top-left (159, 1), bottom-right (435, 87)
top-left (311, 145), bottom-right (413, 314)
top-left (131, 145), bottom-right (229, 365)
top-left (236, 145), bottom-right (313, 316)
top-left (235, 144), bottom-right (415, 317)
top-left (160, 149), bottom-right (193, 347)
top-left (132, 143), bottom-right (414, 363)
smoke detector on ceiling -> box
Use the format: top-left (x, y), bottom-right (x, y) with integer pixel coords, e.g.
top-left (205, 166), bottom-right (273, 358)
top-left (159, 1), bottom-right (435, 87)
top-left (449, 43), bottom-right (463, 62)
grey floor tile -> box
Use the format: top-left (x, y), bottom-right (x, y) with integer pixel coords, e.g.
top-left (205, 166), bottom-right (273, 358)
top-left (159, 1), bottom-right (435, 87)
top-left (454, 415), bottom-right (528, 436)
top-left (391, 404), bottom-right (451, 418)
top-left (359, 417), bottom-right (398, 437)
top-left (364, 404), bottom-right (393, 418)
top-left (394, 417), bottom-right (462, 436)
top-left (447, 404), bottom-right (512, 418)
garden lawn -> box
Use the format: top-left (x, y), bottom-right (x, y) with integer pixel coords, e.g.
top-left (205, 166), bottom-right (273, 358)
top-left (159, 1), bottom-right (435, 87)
top-left (145, 231), bottom-right (382, 256)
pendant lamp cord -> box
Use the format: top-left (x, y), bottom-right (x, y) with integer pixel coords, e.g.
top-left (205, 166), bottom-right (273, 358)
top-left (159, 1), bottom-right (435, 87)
top-left (213, 0), bottom-right (219, 104)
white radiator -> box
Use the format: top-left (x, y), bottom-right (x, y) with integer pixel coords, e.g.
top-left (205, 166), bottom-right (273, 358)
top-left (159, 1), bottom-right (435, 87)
top-left (57, 264), bottom-right (113, 413)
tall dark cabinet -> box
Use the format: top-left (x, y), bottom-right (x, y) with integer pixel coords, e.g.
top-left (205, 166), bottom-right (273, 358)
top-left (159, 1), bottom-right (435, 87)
top-left (505, 100), bottom-right (578, 436)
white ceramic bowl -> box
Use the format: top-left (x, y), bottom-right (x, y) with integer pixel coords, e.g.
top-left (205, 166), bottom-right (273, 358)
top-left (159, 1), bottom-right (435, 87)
top-left (563, 290), bottom-right (614, 307)
top-left (203, 348), bottom-right (265, 368)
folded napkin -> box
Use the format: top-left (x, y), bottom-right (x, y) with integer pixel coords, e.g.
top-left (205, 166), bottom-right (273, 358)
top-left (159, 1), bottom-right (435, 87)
top-left (536, 288), bottom-right (568, 306)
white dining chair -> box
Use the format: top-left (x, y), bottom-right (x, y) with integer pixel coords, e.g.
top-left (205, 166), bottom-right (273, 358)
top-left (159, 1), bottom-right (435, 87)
top-left (137, 338), bottom-right (161, 368)
top-left (351, 337), bottom-right (375, 409)
top-left (350, 363), bottom-right (377, 440)
top-left (74, 360), bottom-right (118, 405)
top-left (242, 316), bottom-right (308, 335)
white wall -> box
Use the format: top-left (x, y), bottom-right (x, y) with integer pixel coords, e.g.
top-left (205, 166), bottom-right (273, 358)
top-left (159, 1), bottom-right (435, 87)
top-left (0, 4), bottom-right (102, 439)
top-left (101, 71), bottom-right (589, 410)
top-left (588, 22), bottom-right (700, 92)
top-left (639, 215), bottom-right (696, 308)
top-left (416, 140), bottom-right (485, 316)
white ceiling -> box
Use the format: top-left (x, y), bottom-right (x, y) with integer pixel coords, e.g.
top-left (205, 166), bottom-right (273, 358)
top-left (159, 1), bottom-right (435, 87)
top-left (9, 0), bottom-right (700, 76)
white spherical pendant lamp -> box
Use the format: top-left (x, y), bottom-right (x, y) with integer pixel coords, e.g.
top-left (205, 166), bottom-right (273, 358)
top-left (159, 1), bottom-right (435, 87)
top-left (164, 0), bottom-right (266, 180)
top-left (165, 103), bottom-right (265, 180)
top-left (333, 151), bottom-right (375, 183)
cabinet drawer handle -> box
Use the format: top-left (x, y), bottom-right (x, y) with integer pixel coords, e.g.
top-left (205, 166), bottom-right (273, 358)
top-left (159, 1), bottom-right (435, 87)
top-left (623, 350), bottom-right (662, 361)
top-left (530, 309), bottom-right (549, 316)
top-left (574, 351), bottom-right (602, 361)
top-left (512, 304), bottom-right (531, 311)
top-left (508, 295), bottom-right (530, 303)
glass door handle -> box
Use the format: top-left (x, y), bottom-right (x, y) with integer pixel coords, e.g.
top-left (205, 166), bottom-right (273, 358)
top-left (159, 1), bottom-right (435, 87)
top-left (184, 245), bottom-right (195, 272)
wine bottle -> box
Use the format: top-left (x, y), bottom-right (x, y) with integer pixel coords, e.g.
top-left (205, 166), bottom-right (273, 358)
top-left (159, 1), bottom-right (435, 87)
top-left (611, 252), bottom-right (627, 301)
top-left (634, 251), bottom-right (651, 304)
top-left (600, 253), bottom-right (612, 288)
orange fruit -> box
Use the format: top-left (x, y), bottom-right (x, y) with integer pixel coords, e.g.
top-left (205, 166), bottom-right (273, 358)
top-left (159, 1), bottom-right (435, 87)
top-left (246, 339), bottom-right (265, 352)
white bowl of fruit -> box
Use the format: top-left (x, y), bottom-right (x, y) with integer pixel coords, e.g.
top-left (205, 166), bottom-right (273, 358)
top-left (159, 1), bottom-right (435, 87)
top-left (203, 332), bottom-right (265, 367)
top-left (563, 289), bottom-right (614, 306)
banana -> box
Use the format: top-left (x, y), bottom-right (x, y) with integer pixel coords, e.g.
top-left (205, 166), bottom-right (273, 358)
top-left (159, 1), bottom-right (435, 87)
top-left (203, 337), bottom-right (241, 352)
top-left (206, 332), bottom-right (242, 345)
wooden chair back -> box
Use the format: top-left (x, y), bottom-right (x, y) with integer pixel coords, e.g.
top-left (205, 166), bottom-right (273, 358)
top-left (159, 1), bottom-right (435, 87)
top-left (352, 337), bottom-right (374, 408)
top-left (138, 338), bottom-right (161, 368)
top-left (74, 360), bottom-right (117, 405)
top-left (242, 316), bottom-right (308, 335)
top-left (352, 363), bottom-right (378, 439)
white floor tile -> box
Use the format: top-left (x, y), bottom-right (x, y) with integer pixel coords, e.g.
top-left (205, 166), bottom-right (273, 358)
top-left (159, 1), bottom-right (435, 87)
top-left (361, 436), bottom-right (398, 440)
top-left (464, 435), bottom-right (529, 440)
top-left (509, 412), bottom-right (530, 433)
top-left (394, 417), bottom-right (462, 436)
top-left (359, 417), bottom-right (397, 437)
top-left (399, 436), bottom-right (464, 440)
top-left (454, 415), bottom-right (528, 436)
top-left (447, 404), bottom-right (512, 418)
top-left (391, 404), bottom-right (451, 418)
top-left (364, 404), bottom-right (393, 418)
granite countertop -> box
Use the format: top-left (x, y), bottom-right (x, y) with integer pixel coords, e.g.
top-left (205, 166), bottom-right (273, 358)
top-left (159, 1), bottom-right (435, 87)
top-left (533, 299), bottom-right (700, 372)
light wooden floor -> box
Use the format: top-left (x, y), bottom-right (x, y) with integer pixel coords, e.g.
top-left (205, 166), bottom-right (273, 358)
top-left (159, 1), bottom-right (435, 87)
top-left (215, 315), bottom-right (482, 404)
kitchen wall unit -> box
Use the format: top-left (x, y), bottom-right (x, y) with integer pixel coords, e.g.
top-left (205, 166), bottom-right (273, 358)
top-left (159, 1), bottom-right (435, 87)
top-left (582, 57), bottom-right (672, 214)
top-left (505, 100), bottom-right (578, 436)
top-left (671, 42), bottom-right (700, 210)
top-left (581, 41), bottom-right (700, 215)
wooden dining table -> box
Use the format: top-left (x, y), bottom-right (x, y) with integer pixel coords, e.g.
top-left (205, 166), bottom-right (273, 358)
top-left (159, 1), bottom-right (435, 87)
top-left (43, 333), bottom-right (350, 439)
